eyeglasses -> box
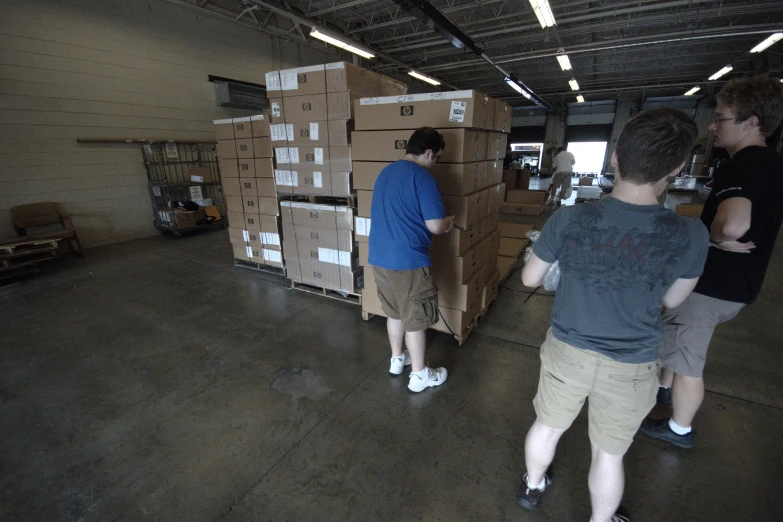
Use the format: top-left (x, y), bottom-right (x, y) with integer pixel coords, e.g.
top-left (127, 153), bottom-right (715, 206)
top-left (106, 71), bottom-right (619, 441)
top-left (435, 153), bottom-right (442, 161)
top-left (712, 116), bottom-right (737, 124)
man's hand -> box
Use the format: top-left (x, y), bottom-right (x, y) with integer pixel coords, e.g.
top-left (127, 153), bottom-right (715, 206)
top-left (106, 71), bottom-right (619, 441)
top-left (710, 240), bottom-right (756, 253)
top-left (444, 215), bottom-right (455, 233)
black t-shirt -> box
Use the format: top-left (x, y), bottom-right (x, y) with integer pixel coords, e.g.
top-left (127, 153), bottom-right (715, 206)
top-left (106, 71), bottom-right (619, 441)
top-left (695, 146), bottom-right (783, 304)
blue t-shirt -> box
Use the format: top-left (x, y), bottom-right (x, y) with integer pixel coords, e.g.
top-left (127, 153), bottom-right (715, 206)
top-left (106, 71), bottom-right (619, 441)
top-left (368, 160), bottom-right (447, 270)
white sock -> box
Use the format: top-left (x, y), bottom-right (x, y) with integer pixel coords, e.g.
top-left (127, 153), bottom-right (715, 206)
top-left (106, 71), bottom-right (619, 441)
top-left (391, 353), bottom-right (404, 360)
top-left (659, 385), bottom-right (670, 390)
top-left (669, 418), bottom-right (691, 435)
top-left (526, 475), bottom-right (546, 490)
top-left (412, 367), bottom-right (428, 378)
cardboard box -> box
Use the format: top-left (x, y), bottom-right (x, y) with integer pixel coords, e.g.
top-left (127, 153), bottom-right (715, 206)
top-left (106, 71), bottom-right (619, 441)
top-left (280, 201), bottom-right (353, 230)
top-left (236, 158), bottom-right (255, 178)
top-left (363, 263), bottom-right (376, 291)
top-left (235, 138), bottom-right (254, 159)
top-left (481, 269), bottom-right (500, 310)
top-left (506, 189), bottom-right (548, 204)
top-left (495, 100), bottom-right (512, 132)
top-left (231, 117), bottom-right (252, 139)
top-left (214, 118), bottom-right (234, 140)
top-left (431, 246), bottom-right (480, 283)
top-left (675, 204), bottom-right (704, 217)
top-left (269, 97), bottom-right (284, 123)
top-left (328, 119), bottom-right (353, 146)
top-left (354, 90), bottom-right (494, 130)
top-left (157, 209), bottom-right (199, 229)
top-left (261, 248), bottom-right (284, 267)
top-left (486, 132), bottom-right (507, 161)
top-left (233, 243), bottom-right (252, 261)
top-left (497, 255), bottom-right (516, 280)
top-left (258, 197), bottom-right (278, 216)
top-left (351, 128), bottom-right (488, 163)
top-left (257, 177), bottom-right (276, 198)
top-left (358, 240), bottom-right (369, 267)
top-left (281, 222), bottom-right (354, 251)
top-left (326, 62), bottom-right (368, 93)
top-left (443, 192), bottom-right (483, 229)
top-left (289, 254), bottom-right (362, 293)
top-left (357, 190), bottom-right (373, 218)
top-left (242, 196), bottom-right (259, 213)
top-left (228, 226), bottom-right (248, 245)
top-left (499, 222), bottom-right (534, 239)
top-left (355, 216), bottom-right (371, 242)
top-left (502, 169), bottom-right (520, 192)
top-left (244, 213), bottom-right (261, 230)
top-left (430, 222), bottom-right (478, 256)
top-left (266, 64), bottom-right (327, 97)
top-left (327, 91), bottom-right (360, 120)
top-left (499, 202), bottom-right (543, 216)
top-left (255, 158), bottom-right (274, 178)
top-left (219, 158), bottom-right (239, 178)
top-left (353, 161), bottom-right (389, 191)
top-left (499, 237), bottom-right (528, 258)
top-left (240, 178), bottom-right (259, 197)
top-left (251, 114), bottom-right (270, 137)
top-left (432, 269), bottom-right (481, 313)
top-left (486, 160), bottom-right (503, 186)
top-left (274, 169), bottom-right (351, 196)
top-left (223, 177), bottom-right (242, 197)
top-left (188, 166), bottom-right (214, 184)
top-left (361, 289), bottom-right (386, 317)
top-left (283, 94), bottom-right (328, 121)
top-left (518, 169), bottom-right (532, 190)
top-left (481, 211), bottom-right (500, 239)
top-left (224, 195), bottom-right (244, 213)
top-left (432, 162), bottom-right (485, 196)
top-left (274, 146), bottom-right (352, 173)
top-left (488, 184), bottom-right (505, 213)
top-left (252, 137), bottom-right (273, 158)
top-left (431, 305), bottom-right (473, 336)
top-left (270, 121), bottom-right (329, 147)
top-left (217, 140), bottom-right (237, 159)
top-left (227, 210), bottom-right (244, 227)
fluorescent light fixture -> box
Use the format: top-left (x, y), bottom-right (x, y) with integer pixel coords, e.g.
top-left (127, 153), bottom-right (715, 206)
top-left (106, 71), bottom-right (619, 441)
top-left (556, 55), bottom-right (572, 71)
top-left (708, 65), bottom-right (733, 81)
top-left (505, 77), bottom-right (532, 99)
top-left (750, 33), bottom-right (783, 53)
top-left (684, 86), bottom-right (700, 96)
top-left (310, 27), bottom-right (374, 59)
top-left (568, 79), bottom-right (580, 91)
top-left (576, 95), bottom-right (585, 103)
top-left (529, 0), bottom-right (556, 28)
top-left (408, 70), bottom-right (440, 86)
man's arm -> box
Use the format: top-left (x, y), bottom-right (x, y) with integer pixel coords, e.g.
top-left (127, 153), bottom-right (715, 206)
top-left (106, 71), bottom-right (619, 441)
top-left (425, 216), bottom-right (454, 235)
top-left (662, 277), bottom-right (699, 309)
top-left (521, 252), bottom-right (552, 288)
top-left (710, 197), bottom-right (752, 242)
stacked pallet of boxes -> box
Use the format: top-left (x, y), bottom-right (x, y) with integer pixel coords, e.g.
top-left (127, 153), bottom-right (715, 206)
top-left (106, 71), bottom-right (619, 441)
top-left (264, 62), bottom-right (407, 293)
top-left (214, 115), bottom-right (283, 268)
top-left (352, 91), bottom-right (512, 341)
top-left (497, 222), bottom-right (534, 281)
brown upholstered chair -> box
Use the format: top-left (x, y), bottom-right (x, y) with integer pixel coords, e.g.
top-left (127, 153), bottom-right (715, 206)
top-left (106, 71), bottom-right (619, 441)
top-left (10, 202), bottom-right (85, 256)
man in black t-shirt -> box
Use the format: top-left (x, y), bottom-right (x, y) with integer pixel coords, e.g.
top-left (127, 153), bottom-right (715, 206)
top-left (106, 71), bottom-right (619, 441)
top-left (640, 75), bottom-right (783, 449)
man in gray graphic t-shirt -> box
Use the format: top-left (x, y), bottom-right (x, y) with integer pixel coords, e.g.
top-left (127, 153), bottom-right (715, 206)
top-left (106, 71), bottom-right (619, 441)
top-left (515, 109), bottom-right (709, 522)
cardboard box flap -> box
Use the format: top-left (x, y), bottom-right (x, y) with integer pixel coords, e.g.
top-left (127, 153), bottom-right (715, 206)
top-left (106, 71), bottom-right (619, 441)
top-left (359, 90), bottom-right (477, 105)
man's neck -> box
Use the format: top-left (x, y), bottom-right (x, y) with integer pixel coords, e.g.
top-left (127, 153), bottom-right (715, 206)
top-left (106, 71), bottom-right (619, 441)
top-left (611, 178), bottom-right (661, 206)
top-left (404, 153), bottom-right (428, 168)
top-left (728, 134), bottom-right (766, 157)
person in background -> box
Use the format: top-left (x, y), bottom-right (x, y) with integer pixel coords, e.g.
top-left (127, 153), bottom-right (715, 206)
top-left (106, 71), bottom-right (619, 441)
top-left (639, 75), bottom-right (783, 449)
top-left (517, 108), bottom-right (708, 522)
top-left (548, 146), bottom-right (576, 204)
top-left (503, 145), bottom-right (514, 169)
top-left (368, 127), bottom-right (455, 393)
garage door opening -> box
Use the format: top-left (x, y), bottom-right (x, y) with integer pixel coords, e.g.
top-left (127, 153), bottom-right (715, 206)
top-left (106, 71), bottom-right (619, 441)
top-left (567, 141), bottom-right (608, 176)
top-left (510, 143), bottom-right (544, 173)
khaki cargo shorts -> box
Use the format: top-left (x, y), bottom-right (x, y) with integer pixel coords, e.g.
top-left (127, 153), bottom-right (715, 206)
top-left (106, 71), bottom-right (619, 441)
top-left (551, 171), bottom-right (573, 189)
top-left (533, 329), bottom-right (658, 455)
top-left (659, 292), bottom-right (744, 378)
top-left (372, 266), bottom-right (439, 332)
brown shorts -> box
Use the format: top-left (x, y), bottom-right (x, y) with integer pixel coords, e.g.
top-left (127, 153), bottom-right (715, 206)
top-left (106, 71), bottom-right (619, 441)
top-left (659, 292), bottom-right (744, 378)
top-left (372, 266), bottom-right (439, 332)
top-left (533, 329), bottom-right (659, 455)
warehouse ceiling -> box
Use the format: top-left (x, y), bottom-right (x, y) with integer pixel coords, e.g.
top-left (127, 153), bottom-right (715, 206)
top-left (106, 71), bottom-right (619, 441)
top-left (178, 0), bottom-right (783, 109)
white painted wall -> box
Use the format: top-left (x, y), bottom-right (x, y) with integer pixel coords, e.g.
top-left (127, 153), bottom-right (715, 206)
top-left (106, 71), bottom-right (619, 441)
top-left (0, 0), bottom-right (337, 247)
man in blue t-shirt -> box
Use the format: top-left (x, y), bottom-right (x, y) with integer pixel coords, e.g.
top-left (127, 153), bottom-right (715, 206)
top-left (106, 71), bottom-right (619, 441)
top-left (368, 127), bottom-right (454, 393)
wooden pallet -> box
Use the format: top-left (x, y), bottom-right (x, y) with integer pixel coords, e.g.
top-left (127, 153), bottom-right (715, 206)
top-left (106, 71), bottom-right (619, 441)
top-left (361, 307), bottom-right (484, 347)
top-left (0, 238), bottom-right (58, 256)
top-left (233, 258), bottom-right (286, 276)
top-left (290, 280), bottom-right (362, 305)
top-left (0, 250), bottom-right (57, 271)
top-left (277, 193), bottom-right (356, 207)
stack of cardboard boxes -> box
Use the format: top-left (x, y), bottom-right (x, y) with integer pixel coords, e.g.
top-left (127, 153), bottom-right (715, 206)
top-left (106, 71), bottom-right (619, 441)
top-left (497, 222), bottom-right (534, 280)
top-left (264, 62), bottom-right (406, 292)
top-left (352, 90), bottom-right (511, 339)
top-left (215, 115), bottom-right (283, 268)
top-left (500, 189), bottom-right (548, 221)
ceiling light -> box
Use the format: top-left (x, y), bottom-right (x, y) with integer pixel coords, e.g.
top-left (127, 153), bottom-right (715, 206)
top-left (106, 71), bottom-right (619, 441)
top-left (529, 0), bottom-right (556, 28)
top-left (310, 27), bottom-right (375, 59)
top-left (568, 79), bottom-right (580, 91)
top-left (408, 70), bottom-right (440, 86)
top-left (556, 55), bottom-right (572, 71)
top-left (684, 86), bottom-right (700, 96)
top-left (708, 65), bottom-right (733, 81)
top-left (576, 95), bottom-right (585, 103)
top-left (505, 77), bottom-right (532, 99)
top-left (749, 33), bottom-right (783, 53)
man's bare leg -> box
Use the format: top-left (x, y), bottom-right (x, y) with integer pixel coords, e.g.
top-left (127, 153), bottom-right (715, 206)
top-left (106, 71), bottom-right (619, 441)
top-left (404, 329), bottom-right (427, 373)
top-left (659, 367), bottom-right (674, 388)
top-left (588, 442), bottom-right (624, 522)
top-left (671, 373), bottom-right (704, 428)
top-left (387, 318), bottom-right (404, 358)
top-left (524, 419), bottom-right (565, 485)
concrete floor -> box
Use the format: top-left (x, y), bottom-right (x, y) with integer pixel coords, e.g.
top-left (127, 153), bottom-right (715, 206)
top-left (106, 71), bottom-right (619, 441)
top-left (2, 189), bottom-right (782, 521)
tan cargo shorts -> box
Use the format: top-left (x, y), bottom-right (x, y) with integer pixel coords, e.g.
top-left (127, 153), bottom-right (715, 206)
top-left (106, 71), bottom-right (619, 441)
top-left (372, 266), bottom-right (439, 332)
top-left (659, 292), bottom-right (745, 378)
top-left (533, 329), bottom-right (659, 456)
top-left (551, 171), bottom-right (573, 189)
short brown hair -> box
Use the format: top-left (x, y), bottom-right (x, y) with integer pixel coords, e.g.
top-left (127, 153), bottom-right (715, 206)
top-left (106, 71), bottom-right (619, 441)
top-left (717, 75), bottom-right (783, 136)
top-left (406, 127), bottom-right (445, 156)
top-left (615, 108), bottom-right (697, 184)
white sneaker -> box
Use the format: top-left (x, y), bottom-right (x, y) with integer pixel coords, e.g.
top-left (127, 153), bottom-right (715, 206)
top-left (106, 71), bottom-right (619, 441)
top-left (389, 351), bottom-right (411, 376)
top-left (545, 196), bottom-right (554, 204)
top-left (407, 366), bottom-right (448, 392)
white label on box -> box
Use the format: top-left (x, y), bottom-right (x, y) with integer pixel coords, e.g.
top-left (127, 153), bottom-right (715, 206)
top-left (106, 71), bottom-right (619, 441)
top-left (288, 147), bottom-right (299, 164)
top-left (355, 217), bottom-right (367, 236)
top-left (271, 102), bottom-right (281, 117)
top-left (212, 118), bottom-right (233, 125)
top-left (318, 247), bottom-right (335, 264)
top-left (359, 90), bottom-right (473, 105)
top-left (165, 143), bottom-right (179, 159)
top-left (281, 73), bottom-right (298, 91)
top-left (233, 116), bottom-right (251, 123)
top-left (263, 233), bottom-right (280, 246)
top-left (314, 148), bottom-right (324, 165)
top-left (263, 248), bottom-right (281, 262)
top-left (246, 246), bottom-right (254, 258)
top-left (282, 64), bottom-right (326, 74)
top-left (275, 147), bottom-right (290, 163)
top-left (265, 72), bottom-right (281, 91)
top-left (449, 101), bottom-right (467, 122)
top-left (339, 251), bottom-right (351, 267)
top-left (325, 62), bottom-right (346, 70)
top-left (309, 122), bottom-right (319, 140)
top-left (152, 186), bottom-right (161, 197)
top-left (189, 186), bottom-right (203, 200)
top-left (286, 124), bottom-right (294, 142)
top-left (250, 114), bottom-right (265, 121)
top-left (270, 124), bottom-right (286, 141)
top-left (275, 169), bottom-right (293, 186)
top-left (242, 230), bottom-right (250, 242)
top-left (313, 171), bottom-right (323, 188)
top-left (191, 175), bottom-right (204, 183)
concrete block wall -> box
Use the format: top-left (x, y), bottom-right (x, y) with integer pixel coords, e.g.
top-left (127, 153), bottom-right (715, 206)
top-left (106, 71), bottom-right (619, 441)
top-left (0, 0), bottom-right (337, 247)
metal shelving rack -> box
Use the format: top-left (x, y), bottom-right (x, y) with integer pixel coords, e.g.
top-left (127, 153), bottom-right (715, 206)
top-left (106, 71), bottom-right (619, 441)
top-left (140, 141), bottom-right (226, 237)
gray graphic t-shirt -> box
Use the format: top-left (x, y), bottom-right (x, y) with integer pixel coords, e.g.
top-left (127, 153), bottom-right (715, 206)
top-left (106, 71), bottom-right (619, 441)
top-left (533, 197), bottom-right (709, 363)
